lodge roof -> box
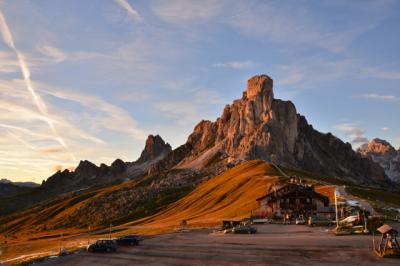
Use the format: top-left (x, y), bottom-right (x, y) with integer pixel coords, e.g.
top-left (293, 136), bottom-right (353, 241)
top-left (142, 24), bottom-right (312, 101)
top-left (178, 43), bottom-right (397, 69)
top-left (256, 181), bottom-right (329, 205)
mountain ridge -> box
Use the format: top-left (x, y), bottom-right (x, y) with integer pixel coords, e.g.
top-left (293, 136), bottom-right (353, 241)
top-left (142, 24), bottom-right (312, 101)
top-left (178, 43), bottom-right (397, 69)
top-left (0, 134), bottom-right (172, 215)
top-left (150, 75), bottom-right (388, 186)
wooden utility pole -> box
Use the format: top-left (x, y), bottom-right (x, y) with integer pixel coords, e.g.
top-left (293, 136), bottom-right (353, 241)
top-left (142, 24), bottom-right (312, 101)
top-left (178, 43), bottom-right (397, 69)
top-left (88, 226), bottom-right (91, 245)
top-left (335, 188), bottom-right (339, 229)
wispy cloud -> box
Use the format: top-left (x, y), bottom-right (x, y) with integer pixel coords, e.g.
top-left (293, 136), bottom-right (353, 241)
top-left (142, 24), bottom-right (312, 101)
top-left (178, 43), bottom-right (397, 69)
top-left (154, 86), bottom-right (224, 126)
top-left (0, 78), bottom-right (148, 181)
top-left (0, 11), bottom-right (76, 161)
top-left (155, 101), bottom-right (200, 126)
top-left (152, 0), bottom-right (223, 23)
top-left (193, 89), bottom-right (224, 105)
top-left (36, 45), bottom-right (67, 63)
top-left (213, 60), bottom-right (255, 70)
top-left (0, 51), bottom-right (21, 73)
top-left (275, 56), bottom-right (400, 88)
top-left (36, 44), bottom-right (107, 64)
top-left (364, 67), bottom-right (400, 80)
top-left (363, 93), bottom-right (397, 101)
top-left (37, 82), bottom-right (147, 140)
top-left (226, 1), bottom-right (394, 53)
top-left (114, 0), bottom-right (142, 22)
top-left (150, 0), bottom-right (394, 53)
top-left (381, 127), bottom-right (390, 132)
top-left (333, 123), bottom-right (368, 145)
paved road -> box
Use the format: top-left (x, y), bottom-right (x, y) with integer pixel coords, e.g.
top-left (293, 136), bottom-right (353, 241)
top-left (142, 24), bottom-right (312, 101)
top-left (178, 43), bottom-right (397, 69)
top-left (337, 186), bottom-right (377, 215)
top-left (39, 224), bottom-right (399, 266)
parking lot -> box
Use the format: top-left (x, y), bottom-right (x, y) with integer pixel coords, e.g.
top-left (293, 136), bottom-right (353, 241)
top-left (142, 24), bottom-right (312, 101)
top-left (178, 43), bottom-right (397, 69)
top-left (40, 224), bottom-right (399, 266)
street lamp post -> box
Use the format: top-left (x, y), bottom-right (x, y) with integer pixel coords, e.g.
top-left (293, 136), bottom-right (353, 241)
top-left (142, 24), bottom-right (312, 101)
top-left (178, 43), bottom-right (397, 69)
top-left (335, 189), bottom-right (339, 229)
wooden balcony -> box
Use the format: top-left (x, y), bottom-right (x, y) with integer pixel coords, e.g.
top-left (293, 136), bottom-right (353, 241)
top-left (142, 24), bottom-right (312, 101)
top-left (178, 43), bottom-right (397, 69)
top-left (279, 203), bottom-right (317, 211)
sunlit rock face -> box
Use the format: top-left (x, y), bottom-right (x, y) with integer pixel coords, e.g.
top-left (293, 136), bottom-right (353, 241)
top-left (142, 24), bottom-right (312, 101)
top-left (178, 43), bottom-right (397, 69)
top-left (358, 139), bottom-right (400, 183)
top-left (152, 74), bottom-right (388, 185)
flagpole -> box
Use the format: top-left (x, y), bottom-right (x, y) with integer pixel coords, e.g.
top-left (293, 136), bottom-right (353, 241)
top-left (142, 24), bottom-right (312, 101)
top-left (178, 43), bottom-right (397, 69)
top-left (335, 188), bottom-right (339, 229)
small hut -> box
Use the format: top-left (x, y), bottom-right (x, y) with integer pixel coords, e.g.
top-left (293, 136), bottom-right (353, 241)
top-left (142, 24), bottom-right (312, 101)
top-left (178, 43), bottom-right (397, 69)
top-left (374, 224), bottom-right (400, 258)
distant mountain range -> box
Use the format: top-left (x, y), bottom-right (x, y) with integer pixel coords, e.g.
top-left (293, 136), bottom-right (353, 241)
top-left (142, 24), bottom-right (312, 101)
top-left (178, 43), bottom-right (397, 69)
top-left (0, 178), bottom-right (39, 198)
top-left (0, 74), bottom-right (396, 226)
top-left (0, 134), bottom-right (171, 215)
top-left (0, 178), bottom-right (39, 188)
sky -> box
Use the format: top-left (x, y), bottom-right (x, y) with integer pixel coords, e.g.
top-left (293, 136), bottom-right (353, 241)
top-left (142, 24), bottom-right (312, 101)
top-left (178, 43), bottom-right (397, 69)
top-left (0, 0), bottom-right (399, 183)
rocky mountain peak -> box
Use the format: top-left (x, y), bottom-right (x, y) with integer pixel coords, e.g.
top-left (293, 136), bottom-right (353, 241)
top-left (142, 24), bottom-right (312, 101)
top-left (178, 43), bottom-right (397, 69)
top-left (358, 138), bottom-right (396, 156)
top-left (358, 138), bottom-right (400, 183)
top-left (110, 159), bottom-right (126, 174)
top-left (137, 135), bottom-right (172, 164)
top-left (73, 160), bottom-right (103, 179)
top-left (245, 74), bottom-right (273, 99)
top-left (152, 74), bottom-right (388, 185)
top-left (75, 160), bottom-right (97, 173)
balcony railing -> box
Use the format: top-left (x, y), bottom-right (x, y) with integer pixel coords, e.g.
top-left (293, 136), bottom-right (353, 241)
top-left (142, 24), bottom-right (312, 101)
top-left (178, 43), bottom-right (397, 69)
top-left (279, 203), bottom-right (316, 210)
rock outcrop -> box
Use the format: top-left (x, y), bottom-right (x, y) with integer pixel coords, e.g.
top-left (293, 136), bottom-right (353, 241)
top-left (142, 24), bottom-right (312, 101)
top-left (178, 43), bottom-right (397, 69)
top-left (358, 139), bottom-right (400, 183)
top-left (153, 75), bottom-right (388, 185)
top-left (136, 135), bottom-right (172, 164)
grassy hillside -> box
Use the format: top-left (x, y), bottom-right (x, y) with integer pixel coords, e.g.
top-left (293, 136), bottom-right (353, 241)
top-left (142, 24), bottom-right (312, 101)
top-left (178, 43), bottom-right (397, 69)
top-left (133, 161), bottom-right (400, 231)
top-left (134, 160), bottom-right (282, 228)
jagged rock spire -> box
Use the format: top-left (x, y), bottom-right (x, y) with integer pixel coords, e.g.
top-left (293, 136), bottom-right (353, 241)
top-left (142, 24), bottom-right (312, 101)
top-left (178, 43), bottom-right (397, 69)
top-left (137, 135), bottom-right (172, 164)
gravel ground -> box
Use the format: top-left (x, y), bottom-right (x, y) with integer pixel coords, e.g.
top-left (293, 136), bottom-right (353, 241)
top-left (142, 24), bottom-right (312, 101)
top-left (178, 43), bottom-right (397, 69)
top-left (39, 224), bottom-right (400, 266)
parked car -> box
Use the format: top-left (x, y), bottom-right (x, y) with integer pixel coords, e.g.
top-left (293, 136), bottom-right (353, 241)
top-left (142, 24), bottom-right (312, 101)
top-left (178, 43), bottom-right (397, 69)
top-left (116, 235), bottom-right (141, 246)
top-left (252, 218), bottom-right (271, 224)
top-left (308, 216), bottom-right (334, 227)
top-left (222, 220), bottom-right (241, 230)
top-left (295, 216), bottom-right (306, 225)
top-left (87, 239), bottom-right (117, 252)
top-left (232, 225), bottom-right (257, 234)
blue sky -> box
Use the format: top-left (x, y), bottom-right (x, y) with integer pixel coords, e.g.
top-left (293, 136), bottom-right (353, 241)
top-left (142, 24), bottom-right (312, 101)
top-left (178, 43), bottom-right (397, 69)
top-left (0, 0), bottom-right (399, 182)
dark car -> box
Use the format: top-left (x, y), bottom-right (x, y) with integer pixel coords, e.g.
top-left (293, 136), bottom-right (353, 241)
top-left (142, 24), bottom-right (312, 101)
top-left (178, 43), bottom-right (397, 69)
top-left (232, 225), bottom-right (257, 234)
top-left (116, 235), bottom-right (141, 246)
top-left (87, 239), bottom-right (117, 252)
top-left (308, 216), bottom-right (334, 227)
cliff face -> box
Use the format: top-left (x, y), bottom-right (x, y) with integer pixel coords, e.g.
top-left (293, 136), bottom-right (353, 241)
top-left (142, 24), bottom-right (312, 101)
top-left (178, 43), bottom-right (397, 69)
top-left (136, 135), bottom-right (172, 164)
top-left (358, 139), bottom-right (400, 183)
top-left (153, 75), bottom-right (388, 185)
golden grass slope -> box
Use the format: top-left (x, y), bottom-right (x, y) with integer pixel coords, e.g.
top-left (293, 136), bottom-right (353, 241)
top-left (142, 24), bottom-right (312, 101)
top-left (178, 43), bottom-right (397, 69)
top-left (137, 160), bottom-right (282, 228)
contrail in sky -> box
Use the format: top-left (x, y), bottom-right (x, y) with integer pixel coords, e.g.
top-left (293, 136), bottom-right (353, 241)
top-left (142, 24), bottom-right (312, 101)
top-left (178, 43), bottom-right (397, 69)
top-left (114, 0), bottom-right (143, 21)
top-left (0, 11), bottom-right (76, 161)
